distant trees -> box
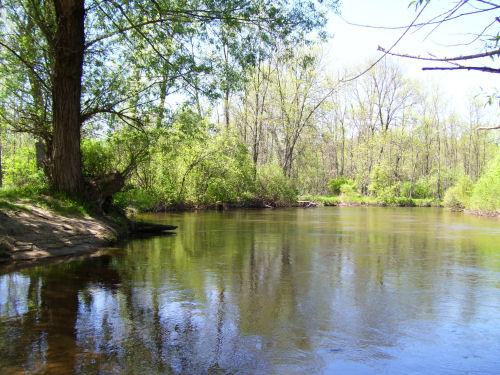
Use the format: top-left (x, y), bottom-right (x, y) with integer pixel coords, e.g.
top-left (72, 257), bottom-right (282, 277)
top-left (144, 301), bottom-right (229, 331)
top-left (232, 53), bottom-right (497, 200)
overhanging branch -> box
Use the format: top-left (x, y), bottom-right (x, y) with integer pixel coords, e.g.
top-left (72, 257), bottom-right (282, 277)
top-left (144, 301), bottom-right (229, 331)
top-left (377, 46), bottom-right (500, 62)
top-left (421, 66), bottom-right (500, 73)
top-left (477, 125), bottom-right (500, 130)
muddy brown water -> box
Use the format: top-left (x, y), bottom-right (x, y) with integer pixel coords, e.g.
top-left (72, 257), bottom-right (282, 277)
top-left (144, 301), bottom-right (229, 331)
top-left (1, 207), bottom-right (499, 374)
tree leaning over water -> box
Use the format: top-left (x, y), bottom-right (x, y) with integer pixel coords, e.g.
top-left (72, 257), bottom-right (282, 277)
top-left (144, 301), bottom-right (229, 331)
top-left (0, 0), bottom-right (337, 201)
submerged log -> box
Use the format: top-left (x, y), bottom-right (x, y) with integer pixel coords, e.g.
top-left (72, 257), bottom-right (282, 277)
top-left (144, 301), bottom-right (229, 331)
top-left (130, 221), bottom-right (178, 234)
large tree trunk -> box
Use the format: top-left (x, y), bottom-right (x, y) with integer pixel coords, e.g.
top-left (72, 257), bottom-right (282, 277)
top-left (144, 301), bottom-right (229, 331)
top-left (51, 0), bottom-right (85, 193)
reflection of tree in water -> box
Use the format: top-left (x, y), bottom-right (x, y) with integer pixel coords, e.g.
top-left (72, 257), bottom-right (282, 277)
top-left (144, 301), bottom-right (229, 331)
top-left (0, 256), bottom-right (121, 374)
top-left (1, 208), bottom-right (498, 374)
top-left (0, 273), bottom-right (44, 373)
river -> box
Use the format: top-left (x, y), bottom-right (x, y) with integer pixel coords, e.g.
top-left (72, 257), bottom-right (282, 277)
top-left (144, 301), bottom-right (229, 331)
top-left (1, 207), bottom-right (499, 374)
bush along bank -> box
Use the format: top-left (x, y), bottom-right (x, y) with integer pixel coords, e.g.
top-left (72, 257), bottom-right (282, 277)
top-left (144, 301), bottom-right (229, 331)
top-left (443, 150), bottom-right (500, 217)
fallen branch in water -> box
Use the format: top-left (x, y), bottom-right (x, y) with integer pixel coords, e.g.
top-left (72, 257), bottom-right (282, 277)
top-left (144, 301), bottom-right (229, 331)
top-left (297, 200), bottom-right (318, 208)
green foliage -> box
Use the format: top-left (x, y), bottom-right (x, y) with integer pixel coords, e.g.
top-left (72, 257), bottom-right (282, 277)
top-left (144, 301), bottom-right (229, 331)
top-left (400, 179), bottom-right (433, 199)
top-left (443, 175), bottom-right (473, 211)
top-left (189, 138), bottom-right (255, 205)
top-left (81, 139), bottom-right (115, 179)
top-left (368, 165), bottom-right (403, 203)
top-left (468, 151), bottom-right (500, 212)
top-left (255, 164), bottom-right (298, 204)
top-left (375, 185), bottom-right (400, 205)
top-left (340, 181), bottom-right (362, 203)
top-left (114, 107), bottom-right (268, 209)
top-left (113, 188), bottom-right (158, 212)
top-left (327, 176), bottom-right (353, 194)
top-left (368, 165), bottom-right (394, 195)
top-left (407, 176), bottom-right (438, 199)
top-left (1, 143), bottom-right (44, 188)
top-left (299, 194), bottom-right (341, 205)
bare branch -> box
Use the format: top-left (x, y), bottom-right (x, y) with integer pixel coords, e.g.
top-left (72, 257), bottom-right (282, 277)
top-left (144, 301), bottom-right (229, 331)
top-left (339, 5), bottom-right (499, 31)
top-left (377, 46), bottom-right (500, 62)
top-left (475, 1), bottom-right (500, 7)
top-left (421, 66), bottom-right (500, 73)
top-left (422, 0), bottom-right (467, 41)
top-left (477, 125), bottom-right (500, 130)
top-left (85, 5), bottom-right (274, 49)
top-left (339, 2), bottom-right (429, 84)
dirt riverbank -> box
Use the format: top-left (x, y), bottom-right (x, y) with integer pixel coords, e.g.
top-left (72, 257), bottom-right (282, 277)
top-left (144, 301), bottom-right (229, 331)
top-left (0, 203), bottom-right (126, 266)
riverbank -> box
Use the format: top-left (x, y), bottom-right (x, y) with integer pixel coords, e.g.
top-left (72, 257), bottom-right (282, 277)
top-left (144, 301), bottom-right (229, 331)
top-left (135, 194), bottom-right (440, 212)
top-left (0, 186), bottom-right (183, 268)
top-left (0, 201), bottom-right (128, 265)
top-left (140, 199), bottom-right (314, 212)
top-left (0, 191), bottom-right (495, 268)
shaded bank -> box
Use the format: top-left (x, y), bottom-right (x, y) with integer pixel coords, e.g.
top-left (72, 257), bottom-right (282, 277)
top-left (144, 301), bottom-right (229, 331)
top-left (0, 201), bottom-right (176, 268)
top-left (0, 203), bottom-right (127, 264)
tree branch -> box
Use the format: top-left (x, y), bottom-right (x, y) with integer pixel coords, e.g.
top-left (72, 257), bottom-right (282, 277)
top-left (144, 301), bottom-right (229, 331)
top-left (377, 46), bottom-right (500, 62)
top-left (421, 66), bottom-right (500, 73)
top-left (477, 125), bottom-right (500, 130)
top-left (0, 41), bottom-right (51, 91)
top-left (339, 5), bottom-right (499, 31)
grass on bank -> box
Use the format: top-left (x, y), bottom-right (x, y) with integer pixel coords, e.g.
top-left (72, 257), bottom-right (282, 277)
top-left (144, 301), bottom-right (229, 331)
top-left (300, 194), bottom-right (439, 207)
top-left (0, 185), bottom-right (91, 216)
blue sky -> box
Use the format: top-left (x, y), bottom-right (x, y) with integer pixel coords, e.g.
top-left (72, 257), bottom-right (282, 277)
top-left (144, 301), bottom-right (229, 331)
top-left (326, 0), bottom-right (500, 114)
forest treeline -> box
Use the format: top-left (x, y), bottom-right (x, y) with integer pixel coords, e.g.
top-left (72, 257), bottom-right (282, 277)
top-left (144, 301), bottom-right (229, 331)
top-left (0, 0), bottom-right (498, 214)
top-left (1, 50), bottom-right (499, 213)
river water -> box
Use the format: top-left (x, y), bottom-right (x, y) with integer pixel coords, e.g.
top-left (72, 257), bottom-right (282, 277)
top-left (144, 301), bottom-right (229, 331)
top-left (1, 207), bottom-right (499, 374)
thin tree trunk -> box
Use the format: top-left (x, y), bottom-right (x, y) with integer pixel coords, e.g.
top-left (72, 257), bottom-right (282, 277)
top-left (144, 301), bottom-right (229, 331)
top-left (437, 121), bottom-right (441, 198)
top-left (224, 88), bottom-right (230, 130)
top-left (157, 80), bottom-right (167, 128)
top-left (51, 0), bottom-right (85, 193)
top-left (36, 139), bottom-right (45, 170)
top-left (0, 142), bottom-right (3, 188)
top-left (340, 122), bottom-right (345, 176)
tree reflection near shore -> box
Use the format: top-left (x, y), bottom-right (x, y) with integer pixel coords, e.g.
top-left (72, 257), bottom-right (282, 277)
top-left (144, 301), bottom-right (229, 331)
top-left (1, 208), bottom-right (499, 374)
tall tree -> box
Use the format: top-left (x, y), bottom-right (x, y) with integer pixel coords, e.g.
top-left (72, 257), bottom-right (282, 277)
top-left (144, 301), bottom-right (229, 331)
top-left (51, 0), bottom-right (85, 192)
top-left (270, 49), bottom-right (334, 177)
top-left (0, 0), bottom-right (337, 197)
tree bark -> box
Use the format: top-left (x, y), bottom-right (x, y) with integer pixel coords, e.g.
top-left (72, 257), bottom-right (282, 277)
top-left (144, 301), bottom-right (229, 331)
top-left (0, 142), bottom-right (3, 188)
top-left (36, 139), bottom-right (45, 170)
top-left (51, 0), bottom-right (85, 193)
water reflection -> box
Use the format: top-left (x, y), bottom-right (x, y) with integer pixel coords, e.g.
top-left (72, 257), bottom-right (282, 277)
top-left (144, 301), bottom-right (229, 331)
top-left (1, 207), bottom-right (499, 374)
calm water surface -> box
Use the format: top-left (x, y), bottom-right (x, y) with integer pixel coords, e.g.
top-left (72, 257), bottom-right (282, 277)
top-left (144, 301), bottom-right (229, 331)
top-left (1, 207), bottom-right (500, 374)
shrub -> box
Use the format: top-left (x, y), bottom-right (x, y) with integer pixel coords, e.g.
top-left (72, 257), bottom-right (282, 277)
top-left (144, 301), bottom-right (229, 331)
top-left (468, 151), bottom-right (500, 212)
top-left (375, 184), bottom-right (400, 205)
top-left (327, 176), bottom-right (352, 195)
top-left (81, 139), bottom-right (115, 179)
top-left (255, 164), bottom-right (298, 204)
top-left (368, 165), bottom-right (393, 196)
top-left (400, 179), bottom-right (433, 199)
top-left (403, 175), bottom-right (438, 199)
top-left (340, 180), bottom-right (361, 203)
top-left (443, 175), bottom-right (473, 211)
top-left (395, 196), bottom-right (416, 207)
top-left (113, 187), bottom-right (158, 212)
top-left (2, 144), bottom-right (44, 188)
